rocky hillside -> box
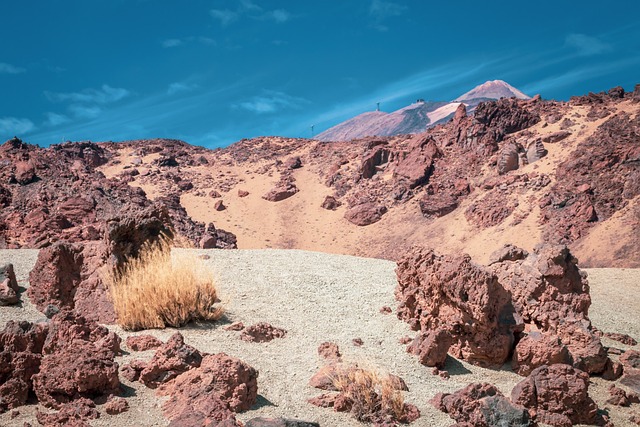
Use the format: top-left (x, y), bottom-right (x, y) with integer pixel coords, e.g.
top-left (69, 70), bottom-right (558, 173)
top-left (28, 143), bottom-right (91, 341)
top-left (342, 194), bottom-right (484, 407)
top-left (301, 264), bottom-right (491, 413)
top-left (1, 84), bottom-right (639, 267)
top-left (316, 80), bottom-right (530, 141)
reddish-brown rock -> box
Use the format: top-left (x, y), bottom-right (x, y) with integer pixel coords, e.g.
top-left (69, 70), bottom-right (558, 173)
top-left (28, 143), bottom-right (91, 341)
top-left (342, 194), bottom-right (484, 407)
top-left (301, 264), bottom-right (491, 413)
top-left (35, 398), bottom-right (99, 427)
top-left (238, 189), bottom-right (249, 197)
top-left (138, 333), bottom-right (203, 388)
top-left (321, 195), bottom-right (341, 210)
top-left (240, 323), bottom-right (287, 343)
top-left (393, 135), bottom-right (441, 188)
top-left (344, 203), bottom-right (387, 226)
top-left (125, 335), bottom-right (163, 352)
top-left (0, 263), bottom-right (19, 305)
top-left (431, 382), bottom-right (531, 427)
top-left (213, 199), bottom-right (226, 211)
top-left (262, 177), bottom-right (299, 202)
top-left (605, 332), bottom-right (637, 346)
top-left (406, 328), bottom-right (453, 369)
top-left (104, 396), bottom-right (129, 415)
top-left (607, 384), bottom-right (640, 407)
top-left (158, 353), bottom-right (258, 426)
top-left (317, 342), bottom-right (341, 360)
top-left (511, 332), bottom-right (571, 376)
top-left (511, 364), bottom-right (602, 427)
top-left (621, 350), bottom-right (640, 369)
top-left (245, 418), bottom-right (320, 427)
top-left (395, 247), bottom-right (515, 367)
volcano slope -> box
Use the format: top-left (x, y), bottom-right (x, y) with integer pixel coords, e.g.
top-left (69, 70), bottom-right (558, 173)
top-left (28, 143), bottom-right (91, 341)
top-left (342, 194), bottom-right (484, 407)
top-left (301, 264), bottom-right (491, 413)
top-left (90, 84), bottom-right (640, 267)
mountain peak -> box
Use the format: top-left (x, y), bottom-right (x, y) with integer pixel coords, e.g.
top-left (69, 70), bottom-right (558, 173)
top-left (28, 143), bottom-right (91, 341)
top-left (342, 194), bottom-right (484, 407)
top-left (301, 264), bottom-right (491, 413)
top-left (455, 80), bottom-right (530, 102)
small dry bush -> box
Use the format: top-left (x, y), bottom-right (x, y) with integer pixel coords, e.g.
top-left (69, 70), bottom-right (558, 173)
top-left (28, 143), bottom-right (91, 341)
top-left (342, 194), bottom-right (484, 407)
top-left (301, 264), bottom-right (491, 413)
top-left (105, 238), bottom-right (223, 330)
top-left (333, 365), bottom-right (408, 424)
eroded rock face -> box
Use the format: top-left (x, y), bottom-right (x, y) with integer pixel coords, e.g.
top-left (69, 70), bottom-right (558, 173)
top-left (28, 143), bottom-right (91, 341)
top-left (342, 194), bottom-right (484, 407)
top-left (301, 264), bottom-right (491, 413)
top-left (396, 244), bottom-right (608, 375)
top-left (0, 321), bottom-right (49, 411)
top-left (511, 364), bottom-right (603, 427)
top-left (393, 135), bottom-right (440, 188)
top-left (395, 247), bottom-right (516, 367)
top-left (431, 382), bottom-right (531, 427)
top-left (138, 333), bottom-right (203, 388)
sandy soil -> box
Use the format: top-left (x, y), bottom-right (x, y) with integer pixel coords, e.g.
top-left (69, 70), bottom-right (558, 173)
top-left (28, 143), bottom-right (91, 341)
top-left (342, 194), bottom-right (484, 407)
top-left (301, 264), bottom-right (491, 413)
top-left (0, 249), bottom-right (638, 427)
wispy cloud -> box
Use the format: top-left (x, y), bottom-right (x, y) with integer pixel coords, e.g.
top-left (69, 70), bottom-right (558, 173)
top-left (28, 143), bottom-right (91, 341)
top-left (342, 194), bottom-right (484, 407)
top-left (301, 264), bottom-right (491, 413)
top-left (369, 0), bottom-right (407, 31)
top-left (46, 84), bottom-right (130, 104)
top-left (167, 82), bottom-right (199, 95)
top-left (0, 62), bottom-right (25, 74)
top-left (68, 104), bottom-right (102, 119)
top-left (210, 9), bottom-right (238, 26)
top-left (161, 36), bottom-right (216, 48)
top-left (44, 112), bottom-right (71, 126)
top-left (235, 90), bottom-right (309, 114)
top-left (0, 117), bottom-right (36, 135)
top-left (565, 33), bottom-right (612, 56)
top-left (162, 38), bottom-right (183, 48)
top-left (211, 2), bottom-right (292, 26)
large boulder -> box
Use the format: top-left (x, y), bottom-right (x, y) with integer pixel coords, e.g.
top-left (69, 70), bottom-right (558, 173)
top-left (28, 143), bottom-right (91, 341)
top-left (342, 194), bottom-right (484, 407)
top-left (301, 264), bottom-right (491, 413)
top-left (344, 203), bottom-right (387, 226)
top-left (138, 333), bottom-right (203, 388)
top-left (511, 364), bottom-right (603, 427)
top-left (431, 383), bottom-right (531, 427)
top-left (395, 247), bottom-right (516, 367)
top-left (393, 135), bottom-right (441, 188)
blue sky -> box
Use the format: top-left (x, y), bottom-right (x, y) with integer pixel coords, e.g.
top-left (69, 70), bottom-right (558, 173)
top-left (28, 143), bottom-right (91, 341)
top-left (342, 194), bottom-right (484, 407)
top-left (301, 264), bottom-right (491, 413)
top-left (1, 1), bottom-right (639, 148)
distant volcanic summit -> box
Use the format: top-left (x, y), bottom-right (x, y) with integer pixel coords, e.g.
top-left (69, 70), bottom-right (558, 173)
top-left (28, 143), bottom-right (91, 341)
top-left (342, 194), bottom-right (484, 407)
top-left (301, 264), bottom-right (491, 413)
top-left (316, 80), bottom-right (531, 141)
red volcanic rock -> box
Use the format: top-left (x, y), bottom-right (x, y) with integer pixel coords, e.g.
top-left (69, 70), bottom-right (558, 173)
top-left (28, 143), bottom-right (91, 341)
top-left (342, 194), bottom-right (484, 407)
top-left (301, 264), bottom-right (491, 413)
top-left (285, 156), bottom-right (302, 169)
top-left (317, 342), bottom-right (341, 360)
top-left (138, 333), bottom-right (203, 388)
top-left (344, 203), bottom-right (387, 226)
top-left (497, 141), bottom-right (525, 175)
top-left (262, 182), bottom-right (299, 202)
top-left (512, 332), bottom-right (571, 376)
top-left (214, 199), bottom-right (226, 211)
top-left (607, 384), bottom-right (640, 407)
top-left (35, 397), bottom-right (99, 427)
top-left (240, 322), bottom-right (287, 343)
top-left (209, 190), bottom-right (222, 198)
top-left (160, 352), bottom-right (258, 413)
top-left (488, 244), bottom-right (529, 264)
top-left (406, 328), bottom-right (453, 369)
top-left (395, 247), bottom-right (515, 367)
top-left (224, 322), bottom-right (245, 331)
top-left (511, 364), bottom-right (602, 427)
top-left (0, 320), bottom-right (49, 411)
top-left (321, 195), bottom-right (341, 210)
top-left (418, 192), bottom-right (459, 218)
top-left (13, 161), bottom-right (37, 185)
top-left (104, 396), bottom-right (129, 415)
top-left (32, 314), bottom-right (121, 409)
top-left (393, 135), bottom-right (440, 188)
top-left (493, 244), bottom-right (607, 374)
top-left (308, 363), bottom-right (342, 391)
top-left (177, 180), bottom-right (193, 191)
top-left (156, 155), bottom-right (178, 167)
top-left (245, 418), bottom-right (320, 427)
top-left (542, 130), bottom-right (571, 143)
top-left (0, 263), bottom-right (19, 305)
top-left (474, 98), bottom-right (541, 135)
top-left (621, 350), bottom-right (640, 369)
top-left (237, 189), bottom-right (249, 197)
top-left (602, 358), bottom-right (624, 381)
top-left (430, 383), bottom-right (530, 427)
top-left (126, 335), bottom-right (163, 352)
top-left (120, 359), bottom-right (146, 382)
top-left (604, 332), bottom-right (637, 346)
top-left (361, 145), bottom-right (391, 179)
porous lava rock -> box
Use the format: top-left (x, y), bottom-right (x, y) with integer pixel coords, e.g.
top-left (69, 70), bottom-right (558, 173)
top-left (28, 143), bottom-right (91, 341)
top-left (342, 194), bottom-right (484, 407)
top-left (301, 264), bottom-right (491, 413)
top-left (0, 320), bottom-right (49, 411)
top-left (344, 202), bottom-right (387, 226)
top-left (104, 396), bottom-right (129, 415)
top-left (393, 135), bottom-right (440, 188)
top-left (317, 342), bottom-right (341, 360)
top-left (430, 382), bottom-right (531, 427)
top-left (138, 333), bottom-right (203, 388)
top-left (32, 313), bottom-right (121, 409)
top-left (395, 247), bottom-right (516, 367)
top-left (397, 244), bottom-right (608, 375)
top-left (35, 397), bottom-right (99, 427)
top-left (0, 263), bottom-right (19, 305)
top-left (321, 195), bottom-right (341, 210)
top-left (240, 322), bottom-right (287, 343)
top-left (262, 177), bottom-right (299, 202)
top-left (245, 418), bottom-right (320, 427)
top-left (125, 335), bottom-right (163, 352)
top-left (604, 332), bottom-right (637, 346)
top-left (511, 364), bottom-right (603, 427)
top-left (606, 384), bottom-right (639, 407)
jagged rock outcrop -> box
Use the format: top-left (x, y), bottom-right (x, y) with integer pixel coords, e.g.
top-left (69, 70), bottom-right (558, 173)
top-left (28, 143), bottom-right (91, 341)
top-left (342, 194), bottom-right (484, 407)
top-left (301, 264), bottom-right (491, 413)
top-left (396, 244), bottom-right (609, 375)
top-left (0, 263), bottom-right (19, 305)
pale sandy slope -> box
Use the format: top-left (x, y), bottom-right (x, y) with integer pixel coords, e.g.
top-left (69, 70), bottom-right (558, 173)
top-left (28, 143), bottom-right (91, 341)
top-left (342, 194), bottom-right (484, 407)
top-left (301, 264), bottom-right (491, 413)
top-left (97, 100), bottom-right (639, 267)
top-left (0, 249), bottom-right (638, 427)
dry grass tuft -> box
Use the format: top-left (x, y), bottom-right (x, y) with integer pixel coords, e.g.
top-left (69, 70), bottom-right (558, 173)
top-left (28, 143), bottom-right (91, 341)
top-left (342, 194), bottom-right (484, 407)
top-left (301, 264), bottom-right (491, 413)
top-left (333, 365), bottom-right (409, 424)
top-left (105, 237), bottom-right (223, 330)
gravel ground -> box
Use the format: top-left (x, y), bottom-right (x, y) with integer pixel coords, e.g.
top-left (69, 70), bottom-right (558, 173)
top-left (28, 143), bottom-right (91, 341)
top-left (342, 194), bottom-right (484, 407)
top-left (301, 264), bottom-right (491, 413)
top-left (0, 249), bottom-right (638, 427)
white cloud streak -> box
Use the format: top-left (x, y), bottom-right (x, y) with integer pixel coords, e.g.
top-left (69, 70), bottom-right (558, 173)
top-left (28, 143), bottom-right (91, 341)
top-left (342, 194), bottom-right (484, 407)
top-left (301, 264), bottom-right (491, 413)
top-left (46, 84), bottom-right (130, 104)
top-left (0, 117), bottom-right (36, 135)
top-left (565, 33), bottom-right (612, 56)
top-left (0, 62), bottom-right (25, 74)
top-left (235, 90), bottom-right (309, 114)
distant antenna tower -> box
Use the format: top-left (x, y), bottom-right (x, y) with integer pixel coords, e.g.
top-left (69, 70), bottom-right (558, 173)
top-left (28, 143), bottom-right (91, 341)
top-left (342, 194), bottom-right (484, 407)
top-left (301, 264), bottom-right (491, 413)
top-left (310, 124), bottom-right (315, 138)
top-left (376, 102), bottom-right (380, 111)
